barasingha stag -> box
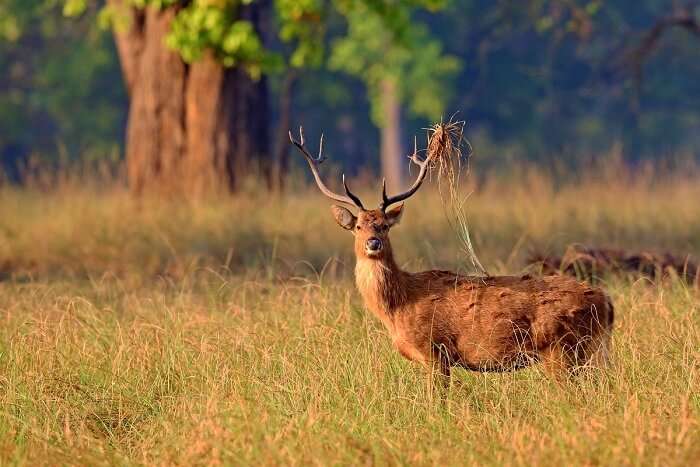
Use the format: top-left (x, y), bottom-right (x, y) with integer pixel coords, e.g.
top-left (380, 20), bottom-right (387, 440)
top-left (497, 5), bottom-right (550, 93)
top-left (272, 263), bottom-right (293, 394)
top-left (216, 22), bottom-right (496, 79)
top-left (290, 126), bottom-right (614, 379)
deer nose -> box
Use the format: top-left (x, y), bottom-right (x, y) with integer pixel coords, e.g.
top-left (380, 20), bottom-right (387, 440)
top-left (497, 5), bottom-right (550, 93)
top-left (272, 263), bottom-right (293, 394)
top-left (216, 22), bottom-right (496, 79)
top-left (366, 237), bottom-right (383, 252)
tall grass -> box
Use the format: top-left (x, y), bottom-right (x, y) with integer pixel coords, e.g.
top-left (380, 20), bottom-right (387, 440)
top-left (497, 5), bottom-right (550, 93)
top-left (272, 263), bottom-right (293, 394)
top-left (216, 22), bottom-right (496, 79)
top-left (1, 274), bottom-right (698, 465)
top-left (2, 159), bottom-right (699, 281)
top-left (1, 160), bottom-right (699, 465)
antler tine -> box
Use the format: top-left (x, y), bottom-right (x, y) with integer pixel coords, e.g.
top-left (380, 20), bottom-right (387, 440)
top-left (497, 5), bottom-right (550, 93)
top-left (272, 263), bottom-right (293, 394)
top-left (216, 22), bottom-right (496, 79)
top-left (379, 136), bottom-right (431, 211)
top-left (343, 174), bottom-right (364, 208)
top-left (381, 178), bottom-right (388, 205)
top-left (318, 133), bottom-right (327, 163)
top-left (289, 127), bottom-right (364, 210)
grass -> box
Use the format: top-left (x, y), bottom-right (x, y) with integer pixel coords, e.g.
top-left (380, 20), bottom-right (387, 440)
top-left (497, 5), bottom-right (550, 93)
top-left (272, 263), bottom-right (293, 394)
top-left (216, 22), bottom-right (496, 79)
top-left (1, 164), bottom-right (700, 465)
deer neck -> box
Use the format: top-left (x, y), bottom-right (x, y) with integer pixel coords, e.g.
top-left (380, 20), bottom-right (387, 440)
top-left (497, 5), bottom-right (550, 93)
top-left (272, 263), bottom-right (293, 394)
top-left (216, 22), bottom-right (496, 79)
top-left (354, 250), bottom-right (408, 324)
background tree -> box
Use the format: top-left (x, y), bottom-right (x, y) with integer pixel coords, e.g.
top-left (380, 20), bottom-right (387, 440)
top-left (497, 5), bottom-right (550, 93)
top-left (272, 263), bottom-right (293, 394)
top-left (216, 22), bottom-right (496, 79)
top-left (59, 0), bottom-right (455, 195)
top-left (329, 2), bottom-right (459, 191)
top-left (72, 0), bottom-right (279, 195)
top-left (1, 0), bottom-right (698, 185)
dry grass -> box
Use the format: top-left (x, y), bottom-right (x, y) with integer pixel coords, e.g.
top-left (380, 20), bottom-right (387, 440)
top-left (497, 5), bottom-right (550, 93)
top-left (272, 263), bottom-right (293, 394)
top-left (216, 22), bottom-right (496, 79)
top-left (2, 159), bottom-right (700, 281)
top-left (1, 162), bottom-right (700, 465)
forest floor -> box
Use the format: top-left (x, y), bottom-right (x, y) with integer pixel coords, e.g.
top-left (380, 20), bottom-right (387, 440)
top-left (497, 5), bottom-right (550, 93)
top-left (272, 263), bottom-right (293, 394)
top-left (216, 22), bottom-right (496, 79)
top-left (1, 166), bottom-right (699, 465)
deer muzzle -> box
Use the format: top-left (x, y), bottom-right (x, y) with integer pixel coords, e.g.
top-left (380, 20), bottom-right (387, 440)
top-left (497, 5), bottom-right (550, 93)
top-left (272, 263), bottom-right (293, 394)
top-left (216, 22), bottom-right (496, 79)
top-left (366, 237), bottom-right (383, 255)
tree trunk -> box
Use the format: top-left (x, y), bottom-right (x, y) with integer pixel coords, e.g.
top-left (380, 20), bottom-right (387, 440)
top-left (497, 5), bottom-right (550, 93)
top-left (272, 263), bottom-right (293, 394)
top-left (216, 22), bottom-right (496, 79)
top-left (271, 70), bottom-right (297, 192)
top-left (109, 1), bottom-right (270, 196)
top-left (379, 77), bottom-right (404, 192)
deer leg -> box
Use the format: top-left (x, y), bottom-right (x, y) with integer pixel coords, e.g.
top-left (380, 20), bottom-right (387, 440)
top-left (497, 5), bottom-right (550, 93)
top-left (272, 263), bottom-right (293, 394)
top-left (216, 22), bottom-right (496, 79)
top-left (585, 331), bottom-right (612, 370)
top-left (539, 344), bottom-right (574, 381)
top-left (393, 338), bottom-right (452, 392)
top-left (428, 344), bottom-right (453, 393)
top-left (393, 338), bottom-right (429, 365)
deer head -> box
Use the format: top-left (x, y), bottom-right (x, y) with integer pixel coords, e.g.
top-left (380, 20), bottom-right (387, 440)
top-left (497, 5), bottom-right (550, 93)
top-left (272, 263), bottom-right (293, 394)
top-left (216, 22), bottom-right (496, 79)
top-left (331, 204), bottom-right (404, 260)
top-left (289, 127), bottom-right (431, 261)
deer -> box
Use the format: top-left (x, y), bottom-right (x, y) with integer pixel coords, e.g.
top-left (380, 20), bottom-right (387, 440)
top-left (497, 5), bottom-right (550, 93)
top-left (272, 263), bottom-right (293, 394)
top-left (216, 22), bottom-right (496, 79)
top-left (289, 127), bottom-right (614, 381)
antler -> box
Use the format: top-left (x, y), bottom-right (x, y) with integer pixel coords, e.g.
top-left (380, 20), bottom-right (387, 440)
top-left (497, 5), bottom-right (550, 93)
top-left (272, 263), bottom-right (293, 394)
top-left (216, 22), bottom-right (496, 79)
top-left (289, 127), bottom-right (365, 209)
top-left (379, 136), bottom-right (430, 211)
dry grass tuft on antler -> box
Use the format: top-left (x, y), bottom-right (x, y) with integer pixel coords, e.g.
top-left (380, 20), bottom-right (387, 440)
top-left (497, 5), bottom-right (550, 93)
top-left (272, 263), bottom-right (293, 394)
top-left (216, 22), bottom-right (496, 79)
top-left (419, 118), bottom-right (487, 275)
top-left (423, 119), bottom-right (467, 185)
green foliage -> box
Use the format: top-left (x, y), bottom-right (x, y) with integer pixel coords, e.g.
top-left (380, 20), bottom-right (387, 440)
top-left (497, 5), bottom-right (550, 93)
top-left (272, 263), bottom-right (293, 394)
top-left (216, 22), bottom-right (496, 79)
top-left (165, 2), bottom-right (280, 78)
top-left (62, 0), bottom-right (88, 17)
top-left (0, 0), bottom-right (125, 163)
top-left (275, 0), bottom-right (325, 68)
top-left (329, 2), bottom-right (460, 124)
top-left (0, 0), bottom-right (49, 41)
top-left (59, 0), bottom-right (455, 106)
top-left (59, 1), bottom-right (281, 76)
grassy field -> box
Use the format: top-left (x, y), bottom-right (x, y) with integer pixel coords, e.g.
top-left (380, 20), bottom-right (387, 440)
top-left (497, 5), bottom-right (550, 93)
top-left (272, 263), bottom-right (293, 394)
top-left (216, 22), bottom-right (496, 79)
top-left (1, 166), bottom-right (699, 465)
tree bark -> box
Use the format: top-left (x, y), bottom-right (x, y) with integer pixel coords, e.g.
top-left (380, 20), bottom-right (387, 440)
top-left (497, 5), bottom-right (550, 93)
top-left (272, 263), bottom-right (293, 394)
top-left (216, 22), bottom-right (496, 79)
top-left (109, 1), bottom-right (270, 196)
top-left (271, 70), bottom-right (297, 192)
top-left (379, 77), bottom-right (404, 192)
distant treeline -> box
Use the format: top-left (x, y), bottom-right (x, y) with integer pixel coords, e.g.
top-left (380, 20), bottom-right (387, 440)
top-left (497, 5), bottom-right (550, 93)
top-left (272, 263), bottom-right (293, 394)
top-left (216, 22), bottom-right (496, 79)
top-left (1, 0), bottom-right (698, 176)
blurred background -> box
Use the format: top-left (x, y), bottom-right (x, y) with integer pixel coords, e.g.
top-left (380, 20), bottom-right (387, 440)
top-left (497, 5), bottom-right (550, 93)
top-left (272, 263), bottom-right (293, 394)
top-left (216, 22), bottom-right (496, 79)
top-left (1, 0), bottom-right (698, 191)
top-left (1, 0), bottom-right (699, 280)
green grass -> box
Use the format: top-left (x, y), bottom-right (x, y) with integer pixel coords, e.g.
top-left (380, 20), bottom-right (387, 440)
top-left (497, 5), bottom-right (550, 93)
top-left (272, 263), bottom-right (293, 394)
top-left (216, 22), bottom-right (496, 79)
top-left (1, 168), bottom-right (700, 465)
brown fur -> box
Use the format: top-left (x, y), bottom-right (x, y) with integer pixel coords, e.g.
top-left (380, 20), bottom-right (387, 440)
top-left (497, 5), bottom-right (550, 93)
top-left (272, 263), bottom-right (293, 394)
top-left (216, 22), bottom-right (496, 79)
top-left (335, 206), bottom-right (615, 378)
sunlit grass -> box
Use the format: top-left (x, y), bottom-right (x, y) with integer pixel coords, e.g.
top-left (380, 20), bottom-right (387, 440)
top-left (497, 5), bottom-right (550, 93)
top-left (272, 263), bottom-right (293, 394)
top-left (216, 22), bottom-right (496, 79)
top-left (0, 274), bottom-right (698, 465)
top-left (1, 163), bottom-right (699, 465)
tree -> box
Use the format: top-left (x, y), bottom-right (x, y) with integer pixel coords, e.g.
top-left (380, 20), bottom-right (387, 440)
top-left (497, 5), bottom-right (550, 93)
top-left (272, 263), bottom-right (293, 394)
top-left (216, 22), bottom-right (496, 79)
top-left (71, 0), bottom-right (278, 195)
top-left (58, 0), bottom-right (315, 195)
top-left (623, 2), bottom-right (699, 88)
top-left (329, 2), bottom-right (459, 191)
top-left (57, 0), bottom-right (457, 195)
top-left (5, 0), bottom-right (697, 181)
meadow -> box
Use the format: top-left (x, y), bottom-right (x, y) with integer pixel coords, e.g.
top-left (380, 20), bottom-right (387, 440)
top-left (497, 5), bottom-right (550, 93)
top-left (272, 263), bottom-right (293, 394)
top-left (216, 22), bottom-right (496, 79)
top-left (1, 162), bottom-right (699, 465)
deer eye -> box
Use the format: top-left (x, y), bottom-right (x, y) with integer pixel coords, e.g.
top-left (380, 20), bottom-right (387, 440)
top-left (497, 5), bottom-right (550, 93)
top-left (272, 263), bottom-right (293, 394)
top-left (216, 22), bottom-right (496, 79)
top-left (355, 225), bottom-right (361, 230)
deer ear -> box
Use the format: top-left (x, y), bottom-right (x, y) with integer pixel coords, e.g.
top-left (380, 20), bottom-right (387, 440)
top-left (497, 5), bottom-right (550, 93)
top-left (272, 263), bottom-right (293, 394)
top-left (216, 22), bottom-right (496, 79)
top-left (331, 205), bottom-right (357, 230)
top-left (386, 203), bottom-right (404, 227)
